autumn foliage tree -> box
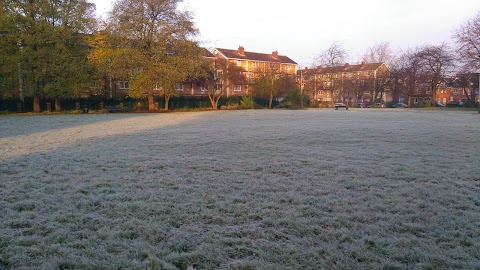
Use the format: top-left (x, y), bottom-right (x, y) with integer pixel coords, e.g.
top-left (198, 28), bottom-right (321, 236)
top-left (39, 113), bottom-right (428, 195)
top-left (107, 0), bottom-right (202, 111)
top-left (252, 67), bottom-right (295, 109)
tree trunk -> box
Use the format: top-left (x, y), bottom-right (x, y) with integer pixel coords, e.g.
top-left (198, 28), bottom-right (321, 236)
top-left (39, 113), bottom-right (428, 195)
top-left (407, 95), bottom-right (411, 108)
top-left (33, 95), bottom-right (41, 113)
top-left (268, 89), bottom-right (273, 109)
top-left (330, 90), bottom-right (335, 107)
top-left (148, 89), bottom-right (155, 111)
top-left (55, 97), bottom-right (61, 112)
top-left (164, 96), bottom-right (170, 110)
top-left (208, 93), bottom-right (219, 110)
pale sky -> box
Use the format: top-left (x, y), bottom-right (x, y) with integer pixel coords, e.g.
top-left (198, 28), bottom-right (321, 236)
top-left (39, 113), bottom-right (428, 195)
top-left (91, 0), bottom-right (479, 67)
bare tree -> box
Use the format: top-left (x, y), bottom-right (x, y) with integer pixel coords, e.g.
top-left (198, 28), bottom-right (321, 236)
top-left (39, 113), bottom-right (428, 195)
top-left (454, 72), bottom-right (479, 105)
top-left (454, 12), bottom-right (480, 71)
top-left (362, 41), bottom-right (393, 66)
top-left (197, 58), bottom-right (247, 110)
top-left (453, 12), bottom-right (480, 112)
top-left (393, 49), bottom-right (423, 107)
top-left (314, 41), bottom-right (347, 67)
top-left (416, 43), bottom-right (455, 106)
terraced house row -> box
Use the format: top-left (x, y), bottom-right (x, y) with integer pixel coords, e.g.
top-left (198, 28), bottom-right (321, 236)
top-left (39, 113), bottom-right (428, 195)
top-left (86, 46), bottom-right (478, 107)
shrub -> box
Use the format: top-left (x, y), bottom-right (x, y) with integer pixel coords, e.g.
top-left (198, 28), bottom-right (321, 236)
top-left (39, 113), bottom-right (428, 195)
top-left (282, 88), bottom-right (308, 109)
top-left (239, 96), bottom-right (254, 109)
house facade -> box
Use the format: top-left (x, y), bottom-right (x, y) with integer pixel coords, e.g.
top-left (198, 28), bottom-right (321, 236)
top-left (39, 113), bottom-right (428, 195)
top-left (393, 74), bottom-right (480, 106)
top-left (298, 62), bottom-right (390, 107)
top-left (211, 46), bottom-right (298, 96)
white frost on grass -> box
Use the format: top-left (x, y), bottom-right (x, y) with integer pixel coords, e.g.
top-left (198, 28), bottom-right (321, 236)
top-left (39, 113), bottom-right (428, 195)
top-left (0, 113), bottom-right (203, 161)
top-left (0, 109), bottom-right (479, 269)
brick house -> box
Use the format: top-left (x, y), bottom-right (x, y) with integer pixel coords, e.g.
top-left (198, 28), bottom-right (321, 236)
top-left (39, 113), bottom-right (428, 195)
top-left (211, 46), bottom-right (298, 96)
top-left (393, 74), bottom-right (479, 106)
top-left (298, 62), bottom-right (390, 107)
top-left (172, 49), bottom-right (216, 96)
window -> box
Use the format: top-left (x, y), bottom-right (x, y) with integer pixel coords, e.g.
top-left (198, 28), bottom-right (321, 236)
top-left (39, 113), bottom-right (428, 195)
top-left (235, 60), bottom-right (242, 66)
top-left (414, 98), bottom-right (418, 104)
top-left (200, 86), bottom-right (208, 92)
top-left (248, 73), bottom-right (254, 81)
top-left (450, 96), bottom-right (454, 102)
top-left (234, 85), bottom-right (241, 91)
top-left (215, 70), bottom-right (223, 80)
top-left (423, 98), bottom-right (429, 102)
top-left (90, 81), bottom-right (97, 88)
top-left (426, 88), bottom-right (431, 94)
top-left (119, 81), bottom-right (130, 89)
top-left (417, 88), bottom-right (422, 94)
top-left (319, 90), bottom-right (324, 94)
top-left (360, 80), bottom-right (365, 86)
top-left (252, 62), bottom-right (259, 68)
top-left (175, 83), bottom-right (183, 91)
top-left (270, 63), bottom-right (276, 70)
top-left (285, 64), bottom-right (291, 70)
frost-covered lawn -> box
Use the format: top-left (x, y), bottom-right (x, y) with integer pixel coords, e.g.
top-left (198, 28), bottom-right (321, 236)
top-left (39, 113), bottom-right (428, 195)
top-left (0, 109), bottom-right (479, 269)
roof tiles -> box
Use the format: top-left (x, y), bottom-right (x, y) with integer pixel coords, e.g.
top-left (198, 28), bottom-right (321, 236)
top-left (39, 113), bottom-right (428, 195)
top-left (215, 48), bottom-right (297, 65)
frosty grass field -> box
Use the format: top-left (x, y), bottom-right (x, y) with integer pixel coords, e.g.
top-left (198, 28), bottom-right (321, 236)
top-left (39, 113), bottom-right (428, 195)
top-left (0, 109), bottom-right (479, 270)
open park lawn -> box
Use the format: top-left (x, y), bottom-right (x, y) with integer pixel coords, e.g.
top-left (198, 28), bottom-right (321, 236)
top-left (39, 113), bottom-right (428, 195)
top-left (0, 109), bottom-right (479, 269)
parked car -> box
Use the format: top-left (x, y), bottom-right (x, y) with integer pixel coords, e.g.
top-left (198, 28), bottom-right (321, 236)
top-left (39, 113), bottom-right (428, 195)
top-left (357, 103), bottom-right (365, 108)
top-left (334, 103), bottom-right (348, 110)
top-left (435, 102), bottom-right (445, 107)
top-left (392, 103), bottom-right (408, 108)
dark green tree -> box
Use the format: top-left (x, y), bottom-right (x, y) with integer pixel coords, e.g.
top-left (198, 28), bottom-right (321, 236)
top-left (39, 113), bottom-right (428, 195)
top-left (1, 0), bottom-right (96, 112)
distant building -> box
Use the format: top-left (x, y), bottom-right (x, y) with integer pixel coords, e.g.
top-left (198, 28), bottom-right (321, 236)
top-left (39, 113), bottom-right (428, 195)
top-left (298, 62), bottom-right (390, 106)
top-left (212, 46), bottom-right (298, 96)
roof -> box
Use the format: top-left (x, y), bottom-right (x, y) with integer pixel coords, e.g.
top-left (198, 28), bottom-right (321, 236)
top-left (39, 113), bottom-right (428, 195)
top-left (298, 62), bottom-right (386, 75)
top-left (214, 48), bottom-right (297, 65)
top-left (202, 48), bottom-right (215, 58)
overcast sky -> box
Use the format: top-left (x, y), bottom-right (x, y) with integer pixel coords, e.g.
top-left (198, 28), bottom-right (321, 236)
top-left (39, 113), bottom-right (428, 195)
top-left (91, 0), bottom-right (479, 67)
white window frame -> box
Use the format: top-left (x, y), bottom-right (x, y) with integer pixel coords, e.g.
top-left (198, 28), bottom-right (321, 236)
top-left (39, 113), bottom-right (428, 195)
top-left (235, 60), bottom-right (242, 67)
top-left (285, 64), bottom-right (291, 70)
top-left (234, 85), bottom-right (241, 91)
top-left (175, 83), bottom-right (183, 91)
top-left (200, 86), bottom-right (208, 92)
top-left (118, 81), bottom-right (130, 90)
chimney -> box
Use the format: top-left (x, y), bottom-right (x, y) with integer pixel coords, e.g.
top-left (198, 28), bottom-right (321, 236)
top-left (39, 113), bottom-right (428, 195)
top-left (344, 63), bottom-right (350, 68)
top-left (272, 51), bottom-right (278, 59)
top-left (361, 61), bottom-right (366, 66)
top-left (238, 46), bottom-right (245, 55)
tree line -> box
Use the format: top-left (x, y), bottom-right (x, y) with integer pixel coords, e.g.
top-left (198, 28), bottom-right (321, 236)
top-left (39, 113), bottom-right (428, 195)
top-left (1, 1), bottom-right (479, 112)
top-left (310, 11), bottom-right (480, 108)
